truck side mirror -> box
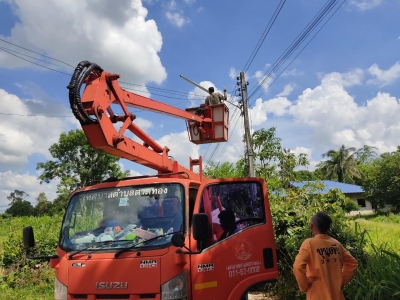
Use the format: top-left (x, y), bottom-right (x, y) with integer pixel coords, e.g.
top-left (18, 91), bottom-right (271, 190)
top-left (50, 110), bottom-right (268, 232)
top-left (171, 233), bottom-right (185, 248)
top-left (23, 226), bottom-right (35, 248)
top-left (192, 213), bottom-right (209, 242)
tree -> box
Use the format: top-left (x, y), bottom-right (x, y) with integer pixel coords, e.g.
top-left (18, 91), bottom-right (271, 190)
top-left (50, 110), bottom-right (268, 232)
top-left (317, 145), bottom-right (362, 183)
top-left (204, 161), bottom-right (246, 179)
top-left (5, 200), bottom-right (34, 217)
top-left (7, 190), bottom-right (29, 205)
top-left (37, 129), bottom-right (129, 193)
top-left (362, 148), bottom-right (400, 210)
top-left (278, 149), bottom-right (309, 186)
top-left (294, 170), bottom-right (323, 181)
top-left (251, 127), bottom-right (309, 187)
top-left (34, 192), bottom-right (53, 216)
top-left (354, 145), bottom-right (378, 165)
top-left (252, 127), bottom-right (283, 180)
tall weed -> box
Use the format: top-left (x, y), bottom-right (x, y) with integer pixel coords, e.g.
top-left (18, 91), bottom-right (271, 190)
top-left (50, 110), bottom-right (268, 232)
top-left (0, 215), bottom-right (61, 292)
top-left (344, 223), bottom-right (400, 299)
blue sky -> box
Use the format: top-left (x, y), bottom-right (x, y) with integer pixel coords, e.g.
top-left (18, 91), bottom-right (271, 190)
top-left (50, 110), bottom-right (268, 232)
top-left (0, 0), bottom-right (399, 211)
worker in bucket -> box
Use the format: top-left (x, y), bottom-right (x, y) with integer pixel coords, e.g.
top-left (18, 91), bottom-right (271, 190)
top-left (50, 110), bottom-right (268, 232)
top-left (205, 86), bottom-right (227, 106)
top-left (293, 211), bottom-right (358, 300)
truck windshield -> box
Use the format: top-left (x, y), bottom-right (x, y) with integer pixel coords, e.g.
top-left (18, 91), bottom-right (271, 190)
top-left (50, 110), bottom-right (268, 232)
top-left (60, 183), bottom-right (184, 251)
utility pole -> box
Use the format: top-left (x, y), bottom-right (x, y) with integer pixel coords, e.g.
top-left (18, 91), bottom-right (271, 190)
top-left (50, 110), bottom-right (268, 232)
top-left (238, 71), bottom-right (255, 177)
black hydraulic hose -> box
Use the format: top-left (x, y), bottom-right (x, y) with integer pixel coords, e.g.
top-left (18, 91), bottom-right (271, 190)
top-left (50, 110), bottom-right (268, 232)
top-left (67, 61), bottom-right (103, 125)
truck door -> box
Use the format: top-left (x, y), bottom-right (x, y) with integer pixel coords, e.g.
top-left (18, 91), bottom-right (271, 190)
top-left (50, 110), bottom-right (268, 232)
top-left (189, 178), bottom-right (278, 300)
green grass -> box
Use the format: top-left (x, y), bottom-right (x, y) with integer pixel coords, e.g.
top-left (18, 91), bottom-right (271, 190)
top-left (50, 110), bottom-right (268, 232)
top-left (0, 215), bottom-right (60, 300)
top-left (350, 213), bottom-right (400, 254)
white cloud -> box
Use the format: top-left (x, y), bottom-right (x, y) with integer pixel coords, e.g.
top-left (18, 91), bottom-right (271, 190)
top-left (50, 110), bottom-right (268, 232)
top-left (253, 70), bottom-right (273, 93)
top-left (135, 117), bottom-right (154, 130)
top-left (341, 68), bottom-right (364, 87)
top-left (0, 88), bottom-right (74, 168)
top-left (129, 169), bottom-right (143, 177)
top-left (187, 80), bottom-right (238, 108)
top-left (229, 67), bottom-right (237, 80)
top-left (0, 171), bottom-right (58, 212)
top-left (184, 0), bottom-right (196, 3)
top-left (187, 80), bottom-right (212, 106)
top-left (291, 146), bottom-right (319, 171)
top-left (156, 131), bottom-right (200, 168)
top-left (168, 0), bottom-right (177, 9)
top-left (348, 0), bottom-right (385, 11)
top-left (249, 97), bottom-right (291, 126)
top-left (276, 84), bottom-right (295, 97)
top-left (166, 11), bottom-right (189, 27)
top-left (0, 0), bottom-right (167, 85)
top-left (367, 61), bottom-right (400, 86)
top-left (281, 68), bottom-right (303, 77)
top-left (288, 72), bottom-right (400, 152)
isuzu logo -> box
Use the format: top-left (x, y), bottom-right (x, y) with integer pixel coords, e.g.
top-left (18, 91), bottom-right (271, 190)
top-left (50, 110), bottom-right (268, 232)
top-left (95, 282), bottom-right (128, 289)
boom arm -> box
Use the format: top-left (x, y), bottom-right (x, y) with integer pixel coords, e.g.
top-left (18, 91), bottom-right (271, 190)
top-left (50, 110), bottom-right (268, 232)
top-left (67, 61), bottom-right (213, 181)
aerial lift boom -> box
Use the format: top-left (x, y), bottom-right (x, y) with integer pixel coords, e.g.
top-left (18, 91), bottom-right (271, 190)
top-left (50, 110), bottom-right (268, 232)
top-left (67, 61), bottom-right (229, 181)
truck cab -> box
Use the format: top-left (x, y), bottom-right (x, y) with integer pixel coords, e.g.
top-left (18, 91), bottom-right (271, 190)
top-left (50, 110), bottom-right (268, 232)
top-left (23, 176), bottom-right (278, 300)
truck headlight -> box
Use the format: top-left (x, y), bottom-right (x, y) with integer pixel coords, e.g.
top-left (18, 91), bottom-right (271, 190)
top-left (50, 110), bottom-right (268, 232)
top-left (161, 270), bottom-right (188, 300)
top-left (54, 277), bottom-right (68, 300)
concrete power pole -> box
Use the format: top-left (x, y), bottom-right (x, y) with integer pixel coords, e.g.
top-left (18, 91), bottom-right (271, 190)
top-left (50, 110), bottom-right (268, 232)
top-left (239, 71), bottom-right (255, 177)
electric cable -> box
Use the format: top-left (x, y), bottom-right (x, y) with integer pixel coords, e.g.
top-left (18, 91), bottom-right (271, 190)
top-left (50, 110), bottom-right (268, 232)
top-left (0, 37), bottom-right (76, 68)
top-left (247, 0), bottom-right (340, 102)
top-left (0, 47), bottom-right (73, 76)
top-left (248, 0), bottom-right (338, 99)
top-left (253, 0), bottom-right (347, 101)
top-left (243, 0), bottom-right (287, 73)
top-left (0, 41), bottom-right (210, 100)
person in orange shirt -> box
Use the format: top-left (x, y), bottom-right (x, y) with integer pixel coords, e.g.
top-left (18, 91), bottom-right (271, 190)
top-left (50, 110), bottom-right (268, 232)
top-left (293, 211), bottom-right (358, 300)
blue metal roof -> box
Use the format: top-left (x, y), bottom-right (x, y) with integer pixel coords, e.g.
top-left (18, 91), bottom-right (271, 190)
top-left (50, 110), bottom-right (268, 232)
top-left (289, 180), bottom-right (364, 194)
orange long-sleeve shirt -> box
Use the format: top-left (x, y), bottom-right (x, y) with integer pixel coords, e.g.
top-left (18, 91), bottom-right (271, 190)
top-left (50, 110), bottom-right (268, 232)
top-left (293, 234), bottom-right (358, 300)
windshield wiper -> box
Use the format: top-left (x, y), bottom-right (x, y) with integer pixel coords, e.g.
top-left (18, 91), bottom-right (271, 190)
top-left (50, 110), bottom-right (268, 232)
top-left (114, 231), bottom-right (181, 258)
top-left (68, 240), bottom-right (117, 259)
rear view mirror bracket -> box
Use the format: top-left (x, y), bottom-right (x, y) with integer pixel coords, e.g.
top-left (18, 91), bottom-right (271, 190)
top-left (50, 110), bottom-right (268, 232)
top-left (171, 233), bottom-right (202, 255)
top-left (23, 226), bottom-right (58, 262)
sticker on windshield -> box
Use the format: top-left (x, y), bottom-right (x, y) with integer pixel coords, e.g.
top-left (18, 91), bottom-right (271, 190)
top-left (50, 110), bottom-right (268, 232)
top-left (140, 260), bottom-right (157, 268)
top-left (119, 198), bottom-right (128, 206)
top-left (78, 187), bottom-right (170, 201)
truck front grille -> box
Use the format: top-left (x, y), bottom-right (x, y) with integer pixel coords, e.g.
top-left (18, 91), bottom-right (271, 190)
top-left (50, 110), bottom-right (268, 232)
top-left (96, 295), bottom-right (130, 299)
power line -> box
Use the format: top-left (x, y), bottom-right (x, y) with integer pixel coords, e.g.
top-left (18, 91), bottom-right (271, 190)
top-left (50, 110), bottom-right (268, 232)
top-left (0, 46), bottom-right (72, 70)
top-left (121, 86), bottom-right (204, 101)
top-left (0, 41), bottom-right (210, 100)
top-left (243, 0), bottom-right (287, 72)
top-left (120, 81), bottom-right (207, 98)
top-left (248, 0), bottom-right (338, 98)
top-left (0, 38), bottom-right (75, 68)
top-left (0, 47), bottom-right (73, 76)
top-left (247, 0), bottom-right (341, 102)
top-left (212, 1), bottom-right (345, 166)
top-left (254, 0), bottom-right (347, 101)
top-left (0, 112), bottom-right (73, 117)
top-left (208, 1), bottom-right (286, 165)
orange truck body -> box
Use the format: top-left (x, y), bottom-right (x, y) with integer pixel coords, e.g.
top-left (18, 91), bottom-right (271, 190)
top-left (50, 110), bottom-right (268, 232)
top-left (50, 177), bottom-right (278, 299)
top-left (24, 61), bottom-right (279, 299)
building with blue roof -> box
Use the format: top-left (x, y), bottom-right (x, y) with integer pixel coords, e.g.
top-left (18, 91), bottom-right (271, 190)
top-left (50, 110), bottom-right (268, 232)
top-left (288, 180), bottom-right (373, 215)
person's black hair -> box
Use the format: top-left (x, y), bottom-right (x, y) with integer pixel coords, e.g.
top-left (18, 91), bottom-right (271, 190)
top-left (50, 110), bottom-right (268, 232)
top-left (208, 87), bottom-right (214, 94)
top-left (312, 211), bottom-right (332, 234)
top-left (218, 209), bottom-right (235, 224)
